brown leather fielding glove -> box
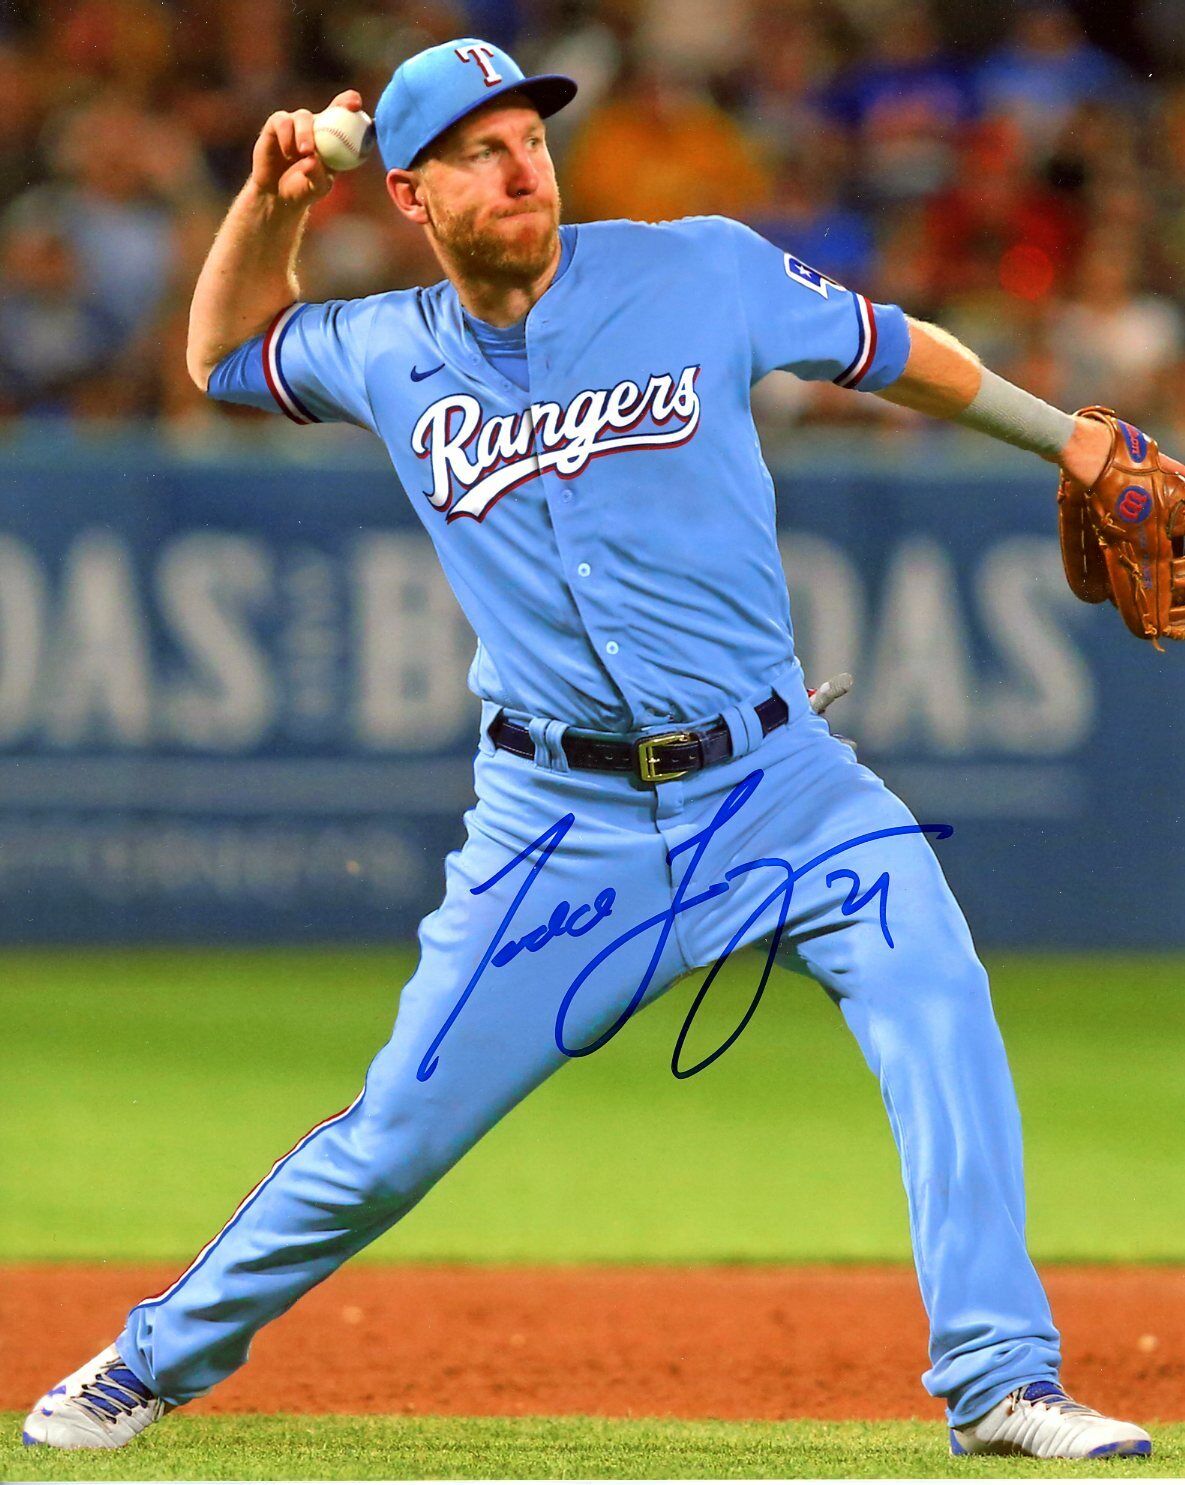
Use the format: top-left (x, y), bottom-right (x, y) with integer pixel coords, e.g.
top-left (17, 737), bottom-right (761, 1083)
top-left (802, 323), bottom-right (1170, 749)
top-left (1057, 406), bottom-right (1185, 650)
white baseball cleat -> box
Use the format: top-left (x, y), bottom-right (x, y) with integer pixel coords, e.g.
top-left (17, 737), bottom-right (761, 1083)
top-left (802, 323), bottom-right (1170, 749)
top-left (950, 1380), bottom-right (1152, 1459)
top-left (22, 1344), bottom-right (166, 1449)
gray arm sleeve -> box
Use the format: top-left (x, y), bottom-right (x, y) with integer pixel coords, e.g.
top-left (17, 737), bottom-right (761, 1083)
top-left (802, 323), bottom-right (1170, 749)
top-left (954, 368), bottom-right (1076, 459)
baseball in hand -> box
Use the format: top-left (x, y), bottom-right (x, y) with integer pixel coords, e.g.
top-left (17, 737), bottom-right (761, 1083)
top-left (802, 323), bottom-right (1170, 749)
top-left (313, 106), bottom-right (375, 172)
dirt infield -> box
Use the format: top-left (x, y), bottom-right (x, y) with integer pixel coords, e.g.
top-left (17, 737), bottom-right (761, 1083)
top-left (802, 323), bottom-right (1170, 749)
top-left (2, 1265), bottom-right (1183, 1421)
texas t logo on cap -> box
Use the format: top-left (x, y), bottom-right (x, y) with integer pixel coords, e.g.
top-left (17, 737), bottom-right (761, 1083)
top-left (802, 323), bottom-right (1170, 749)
top-left (374, 37), bottom-right (577, 172)
top-left (454, 42), bottom-right (503, 87)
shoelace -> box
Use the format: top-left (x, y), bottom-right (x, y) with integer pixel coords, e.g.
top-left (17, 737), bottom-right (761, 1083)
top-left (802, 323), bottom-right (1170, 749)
top-left (74, 1365), bottom-right (155, 1425)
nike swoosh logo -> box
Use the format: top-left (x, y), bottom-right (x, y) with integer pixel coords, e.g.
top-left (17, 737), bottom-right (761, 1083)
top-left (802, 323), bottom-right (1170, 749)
top-left (411, 363), bottom-right (445, 382)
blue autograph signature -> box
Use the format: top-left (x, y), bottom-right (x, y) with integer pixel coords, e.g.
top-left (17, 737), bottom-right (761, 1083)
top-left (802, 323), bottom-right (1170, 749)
top-left (416, 768), bottom-right (952, 1083)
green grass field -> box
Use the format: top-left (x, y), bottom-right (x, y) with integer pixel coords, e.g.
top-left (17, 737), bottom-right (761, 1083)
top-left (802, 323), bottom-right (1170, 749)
top-left (2, 949), bottom-right (1182, 1479)
top-left (2, 949), bottom-right (1183, 1264)
top-left (3, 1417), bottom-right (1183, 1481)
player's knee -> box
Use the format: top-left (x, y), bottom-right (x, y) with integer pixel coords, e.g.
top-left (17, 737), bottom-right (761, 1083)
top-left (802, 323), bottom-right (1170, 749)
top-left (858, 931), bottom-right (990, 1028)
top-left (924, 939), bottom-right (989, 1002)
top-left (341, 1106), bottom-right (457, 1213)
top-left (357, 1146), bottom-right (438, 1214)
top-left (900, 946), bottom-right (995, 1050)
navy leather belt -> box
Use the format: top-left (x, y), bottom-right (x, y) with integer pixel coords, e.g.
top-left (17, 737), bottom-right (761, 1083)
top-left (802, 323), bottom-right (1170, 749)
top-left (488, 691), bottom-right (789, 783)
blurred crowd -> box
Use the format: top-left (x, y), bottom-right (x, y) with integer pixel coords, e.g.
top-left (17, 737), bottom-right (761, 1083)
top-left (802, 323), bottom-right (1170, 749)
top-left (2, 0), bottom-right (1184, 445)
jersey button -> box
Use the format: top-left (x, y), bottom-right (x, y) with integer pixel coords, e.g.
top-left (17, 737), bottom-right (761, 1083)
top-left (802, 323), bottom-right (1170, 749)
top-left (605, 640), bottom-right (619, 656)
top-left (577, 562), bottom-right (591, 578)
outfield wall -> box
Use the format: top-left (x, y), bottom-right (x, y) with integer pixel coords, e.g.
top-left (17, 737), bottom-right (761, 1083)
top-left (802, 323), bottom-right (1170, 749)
top-left (0, 428), bottom-right (1180, 946)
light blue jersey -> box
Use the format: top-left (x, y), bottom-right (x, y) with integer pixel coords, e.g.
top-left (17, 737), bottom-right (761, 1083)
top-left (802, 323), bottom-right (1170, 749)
top-left (210, 216), bottom-right (909, 731)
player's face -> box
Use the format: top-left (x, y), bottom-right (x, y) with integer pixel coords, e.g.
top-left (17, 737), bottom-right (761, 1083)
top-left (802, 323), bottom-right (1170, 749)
top-left (410, 101), bottom-right (561, 280)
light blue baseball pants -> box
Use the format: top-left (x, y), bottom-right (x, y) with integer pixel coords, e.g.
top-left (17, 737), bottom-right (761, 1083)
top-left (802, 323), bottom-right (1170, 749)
top-left (117, 675), bottom-right (1060, 1426)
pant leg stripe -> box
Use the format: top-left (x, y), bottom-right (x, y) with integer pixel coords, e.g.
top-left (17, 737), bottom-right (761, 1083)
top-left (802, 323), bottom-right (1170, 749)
top-left (134, 1091), bottom-right (364, 1310)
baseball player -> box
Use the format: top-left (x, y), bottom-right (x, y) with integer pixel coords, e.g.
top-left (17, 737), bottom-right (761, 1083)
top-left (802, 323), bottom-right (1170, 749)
top-left (24, 39), bottom-right (1165, 1460)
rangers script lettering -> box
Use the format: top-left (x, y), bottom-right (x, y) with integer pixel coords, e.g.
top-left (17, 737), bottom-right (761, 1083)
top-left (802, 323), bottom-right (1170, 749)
top-left (412, 366), bottom-right (702, 521)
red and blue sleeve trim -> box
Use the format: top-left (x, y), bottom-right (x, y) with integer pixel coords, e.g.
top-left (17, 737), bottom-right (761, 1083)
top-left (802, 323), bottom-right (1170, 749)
top-left (833, 293), bottom-right (878, 390)
top-left (262, 303), bottom-right (320, 425)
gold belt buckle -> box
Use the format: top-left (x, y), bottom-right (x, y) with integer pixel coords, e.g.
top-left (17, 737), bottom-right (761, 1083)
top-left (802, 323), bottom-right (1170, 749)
top-left (636, 730), bottom-right (696, 784)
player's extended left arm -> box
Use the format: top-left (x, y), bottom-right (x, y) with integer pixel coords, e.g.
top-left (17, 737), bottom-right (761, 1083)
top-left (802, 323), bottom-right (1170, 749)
top-left (881, 319), bottom-right (1185, 645)
top-left (874, 318), bottom-right (1119, 484)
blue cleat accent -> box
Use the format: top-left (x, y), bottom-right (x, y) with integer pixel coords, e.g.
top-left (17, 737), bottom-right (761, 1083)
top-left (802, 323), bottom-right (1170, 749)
top-left (1020, 1380), bottom-right (1068, 1404)
top-left (22, 1430), bottom-right (40, 1446)
top-left (949, 1429), bottom-right (968, 1456)
top-left (1085, 1439), bottom-right (1153, 1458)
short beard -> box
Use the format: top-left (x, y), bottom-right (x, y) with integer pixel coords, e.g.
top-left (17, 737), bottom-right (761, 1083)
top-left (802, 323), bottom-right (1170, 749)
top-left (425, 190), bottom-right (562, 284)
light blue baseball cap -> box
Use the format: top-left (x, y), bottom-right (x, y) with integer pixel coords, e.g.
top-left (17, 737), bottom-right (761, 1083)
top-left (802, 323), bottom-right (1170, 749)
top-left (375, 38), bottom-right (577, 172)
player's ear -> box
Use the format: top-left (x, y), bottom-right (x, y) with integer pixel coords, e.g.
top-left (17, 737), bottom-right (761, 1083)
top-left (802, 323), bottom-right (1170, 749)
top-left (387, 167), bottom-right (429, 225)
